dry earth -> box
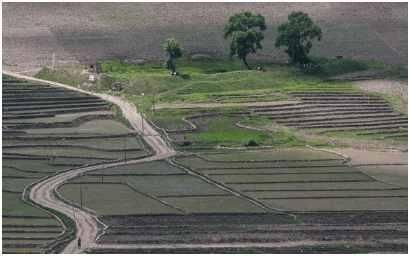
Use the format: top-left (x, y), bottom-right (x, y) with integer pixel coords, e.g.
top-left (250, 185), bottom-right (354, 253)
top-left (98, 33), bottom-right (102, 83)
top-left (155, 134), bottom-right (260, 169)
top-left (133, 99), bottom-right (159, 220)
top-left (3, 2), bottom-right (408, 73)
top-left (354, 79), bottom-right (408, 113)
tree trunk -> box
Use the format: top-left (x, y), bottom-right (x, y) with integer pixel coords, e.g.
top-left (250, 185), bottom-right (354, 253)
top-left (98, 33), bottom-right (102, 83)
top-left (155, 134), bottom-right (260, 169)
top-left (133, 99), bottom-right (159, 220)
top-left (242, 57), bottom-right (251, 70)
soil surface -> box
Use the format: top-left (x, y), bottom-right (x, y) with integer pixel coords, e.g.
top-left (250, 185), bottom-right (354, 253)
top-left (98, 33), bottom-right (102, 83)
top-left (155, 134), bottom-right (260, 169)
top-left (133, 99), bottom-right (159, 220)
top-left (333, 147), bottom-right (408, 187)
top-left (354, 79), bottom-right (408, 113)
top-left (3, 2), bottom-right (407, 73)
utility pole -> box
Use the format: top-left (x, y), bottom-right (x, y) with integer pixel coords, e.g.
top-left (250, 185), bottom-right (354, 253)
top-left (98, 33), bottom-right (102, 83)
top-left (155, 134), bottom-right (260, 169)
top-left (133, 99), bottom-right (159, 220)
top-left (51, 52), bottom-right (56, 70)
top-left (79, 184), bottom-right (83, 209)
top-left (141, 92), bottom-right (145, 135)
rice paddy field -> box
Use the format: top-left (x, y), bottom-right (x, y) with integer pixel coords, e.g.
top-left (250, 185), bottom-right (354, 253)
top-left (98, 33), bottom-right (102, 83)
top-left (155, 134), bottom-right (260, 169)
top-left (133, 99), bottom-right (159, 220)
top-left (2, 75), bottom-right (150, 253)
top-left (59, 148), bottom-right (407, 252)
top-left (2, 2), bottom-right (408, 253)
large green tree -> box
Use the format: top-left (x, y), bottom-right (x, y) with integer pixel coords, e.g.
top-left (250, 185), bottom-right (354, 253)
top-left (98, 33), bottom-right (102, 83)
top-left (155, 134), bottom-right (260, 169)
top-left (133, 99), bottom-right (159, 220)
top-left (163, 38), bottom-right (183, 74)
top-left (275, 11), bottom-right (322, 64)
top-left (224, 12), bottom-right (266, 69)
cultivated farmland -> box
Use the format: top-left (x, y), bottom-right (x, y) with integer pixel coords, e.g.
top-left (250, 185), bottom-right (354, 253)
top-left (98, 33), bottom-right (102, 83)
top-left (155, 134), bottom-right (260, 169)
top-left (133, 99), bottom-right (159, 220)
top-left (54, 145), bottom-right (407, 252)
top-left (2, 75), bottom-right (150, 253)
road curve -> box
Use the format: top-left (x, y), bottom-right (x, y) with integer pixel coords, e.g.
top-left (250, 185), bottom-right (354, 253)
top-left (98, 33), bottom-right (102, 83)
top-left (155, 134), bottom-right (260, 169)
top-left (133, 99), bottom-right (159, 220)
top-left (4, 71), bottom-right (176, 253)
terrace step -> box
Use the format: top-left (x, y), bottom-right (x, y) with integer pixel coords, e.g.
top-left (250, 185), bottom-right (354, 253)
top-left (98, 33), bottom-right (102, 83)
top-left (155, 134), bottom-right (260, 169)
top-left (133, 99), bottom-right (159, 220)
top-left (249, 103), bottom-right (304, 110)
top-left (277, 114), bottom-right (406, 125)
top-left (383, 133), bottom-right (408, 139)
top-left (2, 79), bottom-right (26, 83)
top-left (4, 98), bottom-right (106, 107)
top-left (4, 106), bottom-right (111, 116)
top-left (4, 114), bottom-right (114, 129)
top-left (3, 88), bottom-right (68, 93)
top-left (289, 92), bottom-right (364, 95)
top-left (3, 113), bottom-right (56, 120)
top-left (298, 100), bottom-right (387, 104)
top-left (357, 129), bottom-right (408, 136)
top-left (295, 120), bottom-right (408, 129)
top-left (258, 108), bottom-right (394, 117)
top-left (4, 96), bottom-right (100, 103)
top-left (267, 110), bottom-right (396, 120)
top-left (319, 123), bottom-right (408, 133)
top-left (252, 105), bottom-right (391, 113)
top-left (4, 102), bottom-right (109, 112)
top-left (285, 117), bottom-right (408, 126)
top-left (3, 92), bottom-right (86, 98)
top-left (3, 85), bottom-right (52, 90)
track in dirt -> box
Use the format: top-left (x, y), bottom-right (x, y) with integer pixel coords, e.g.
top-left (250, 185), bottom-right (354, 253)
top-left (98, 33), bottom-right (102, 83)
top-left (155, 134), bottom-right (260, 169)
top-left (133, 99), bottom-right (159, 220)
top-left (4, 71), bottom-right (175, 253)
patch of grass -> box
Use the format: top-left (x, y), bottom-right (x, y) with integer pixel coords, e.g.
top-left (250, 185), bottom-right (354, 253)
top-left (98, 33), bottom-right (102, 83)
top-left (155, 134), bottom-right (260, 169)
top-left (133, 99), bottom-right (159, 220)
top-left (308, 57), bottom-right (374, 77)
top-left (35, 66), bottom-right (88, 87)
top-left (94, 58), bottom-right (356, 107)
top-left (3, 192), bottom-right (51, 217)
top-left (319, 129), bottom-right (408, 144)
top-left (59, 183), bottom-right (180, 215)
top-left (188, 116), bottom-right (270, 147)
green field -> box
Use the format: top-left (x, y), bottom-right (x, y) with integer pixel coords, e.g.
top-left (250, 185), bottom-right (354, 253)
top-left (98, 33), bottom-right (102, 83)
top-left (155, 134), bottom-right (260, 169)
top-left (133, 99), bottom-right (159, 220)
top-left (59, 183), bottom-right (181, 215)
top-left (3, 75), bottom-right (151, 253)
top-left (37, 57), bottom-right (363, 109)
top-left (25, 119), bottom-right (132, 135)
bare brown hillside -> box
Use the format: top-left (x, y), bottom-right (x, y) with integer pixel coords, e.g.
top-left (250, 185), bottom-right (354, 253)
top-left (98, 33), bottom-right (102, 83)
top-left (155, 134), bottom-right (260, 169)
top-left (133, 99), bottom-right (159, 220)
top-left (3, 2), bottom-right (407, 72)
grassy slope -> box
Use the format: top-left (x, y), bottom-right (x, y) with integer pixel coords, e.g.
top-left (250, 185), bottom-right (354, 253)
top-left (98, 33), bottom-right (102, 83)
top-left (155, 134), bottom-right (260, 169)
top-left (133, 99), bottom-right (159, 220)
top-left (35, 57), bottom-right (406, 148)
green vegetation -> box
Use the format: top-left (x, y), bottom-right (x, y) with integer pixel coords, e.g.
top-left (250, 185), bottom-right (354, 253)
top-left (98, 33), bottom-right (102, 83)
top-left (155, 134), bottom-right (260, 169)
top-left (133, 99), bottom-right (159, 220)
top-left (59, 183), bottom-right (180, 215)
top-left (3, 193), bottom-right (51, 217)
top-left (35, 66), bottom-right (88, 87)
top-left (275, 11), bottom-right (322, 64)
top-left (34, 56), bottom-right (406, 149)
top-left (224, 11), bottom-right (266, 69)
top-left (94, 57), bottom-right (356, 107)
top-left (189, 116), bottom-right (271, 147)
top-left (310, 57), bottom-right (376, 77)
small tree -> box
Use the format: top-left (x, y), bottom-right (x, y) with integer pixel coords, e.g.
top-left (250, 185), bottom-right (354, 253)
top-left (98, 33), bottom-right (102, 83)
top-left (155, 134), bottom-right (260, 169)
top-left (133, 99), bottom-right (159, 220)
top-left (275, 11), bottom-right (322, 65)
top-left (224, 12), bottom-right (266, 69)
top-left (163, 38), bottom-right (183, 74)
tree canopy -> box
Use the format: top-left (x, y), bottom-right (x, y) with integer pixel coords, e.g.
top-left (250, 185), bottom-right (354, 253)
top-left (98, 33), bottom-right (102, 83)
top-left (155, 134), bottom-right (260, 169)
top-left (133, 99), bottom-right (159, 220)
top-left (275, 11), bottom-right (322, 64)
top-left (224, 12), bottom-right (266, 69)
top-left (163, 38), bottom-right (183, 74)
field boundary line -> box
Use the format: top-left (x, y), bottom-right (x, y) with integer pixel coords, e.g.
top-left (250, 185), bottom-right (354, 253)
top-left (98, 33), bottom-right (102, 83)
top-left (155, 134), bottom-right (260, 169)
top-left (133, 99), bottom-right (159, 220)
top-left (168, 158), bottom-right (296, 218)
top-left (125, 182), bottom-right (187, 214)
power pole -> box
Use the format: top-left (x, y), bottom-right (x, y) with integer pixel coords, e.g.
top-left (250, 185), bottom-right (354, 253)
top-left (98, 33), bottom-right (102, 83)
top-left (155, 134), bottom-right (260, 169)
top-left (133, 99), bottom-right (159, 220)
top-left (141, 93), bottom-right (145, 135)
top-left (80, 184), bottom-right (83, 209)
top-left (51, 52), bottom-right (56, 70)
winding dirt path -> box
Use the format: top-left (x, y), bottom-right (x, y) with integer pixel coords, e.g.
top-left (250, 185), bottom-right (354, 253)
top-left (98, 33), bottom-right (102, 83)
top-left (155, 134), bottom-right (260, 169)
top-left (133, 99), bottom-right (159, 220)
top-left (4, 71), bottom-right (176, 253)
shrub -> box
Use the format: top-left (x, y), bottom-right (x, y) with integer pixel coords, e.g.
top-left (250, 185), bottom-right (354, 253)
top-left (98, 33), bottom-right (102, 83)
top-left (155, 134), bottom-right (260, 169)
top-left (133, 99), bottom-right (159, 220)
top-left (245, 139), bottom-right (259, 147)
top-left (181, 140), bottom-right (192, 146)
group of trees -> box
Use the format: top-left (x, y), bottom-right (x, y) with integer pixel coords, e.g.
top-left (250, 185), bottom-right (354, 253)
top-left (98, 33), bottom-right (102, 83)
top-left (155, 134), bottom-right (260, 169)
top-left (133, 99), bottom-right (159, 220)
top-left (163, 11), bottom-right (322, 73)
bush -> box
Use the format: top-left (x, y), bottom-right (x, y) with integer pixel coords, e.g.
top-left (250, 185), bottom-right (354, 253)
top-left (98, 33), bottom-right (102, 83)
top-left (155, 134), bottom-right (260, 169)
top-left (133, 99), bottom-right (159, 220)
top-left (245, 139), bottom-right (259, 147)
top-left (97, 74), bottom-right (116, 91)
top-left (181, 140), bottom-right (192, 146)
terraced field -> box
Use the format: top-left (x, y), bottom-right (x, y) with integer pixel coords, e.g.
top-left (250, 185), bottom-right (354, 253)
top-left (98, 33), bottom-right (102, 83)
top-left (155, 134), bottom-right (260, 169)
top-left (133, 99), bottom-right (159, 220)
top-left (57, 148), bottom-right (407, 252)
top-left (250, 91), bottom-right (408, 140)
top-left (58, 160), bottom-right (267, 216)
top-left (151, 89), bottom-right (407, 150)
top-left (2, 75), bottom-right (150, 253)
top-left (174, 149), bottom-right (407, 212)
top-left (3, 73), bottom-right (407, 253)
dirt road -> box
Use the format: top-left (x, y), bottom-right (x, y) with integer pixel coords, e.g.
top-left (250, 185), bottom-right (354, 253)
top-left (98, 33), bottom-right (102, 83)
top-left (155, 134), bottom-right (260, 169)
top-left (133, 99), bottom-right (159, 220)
top-left (4, 71), bottom-right (175, 253)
